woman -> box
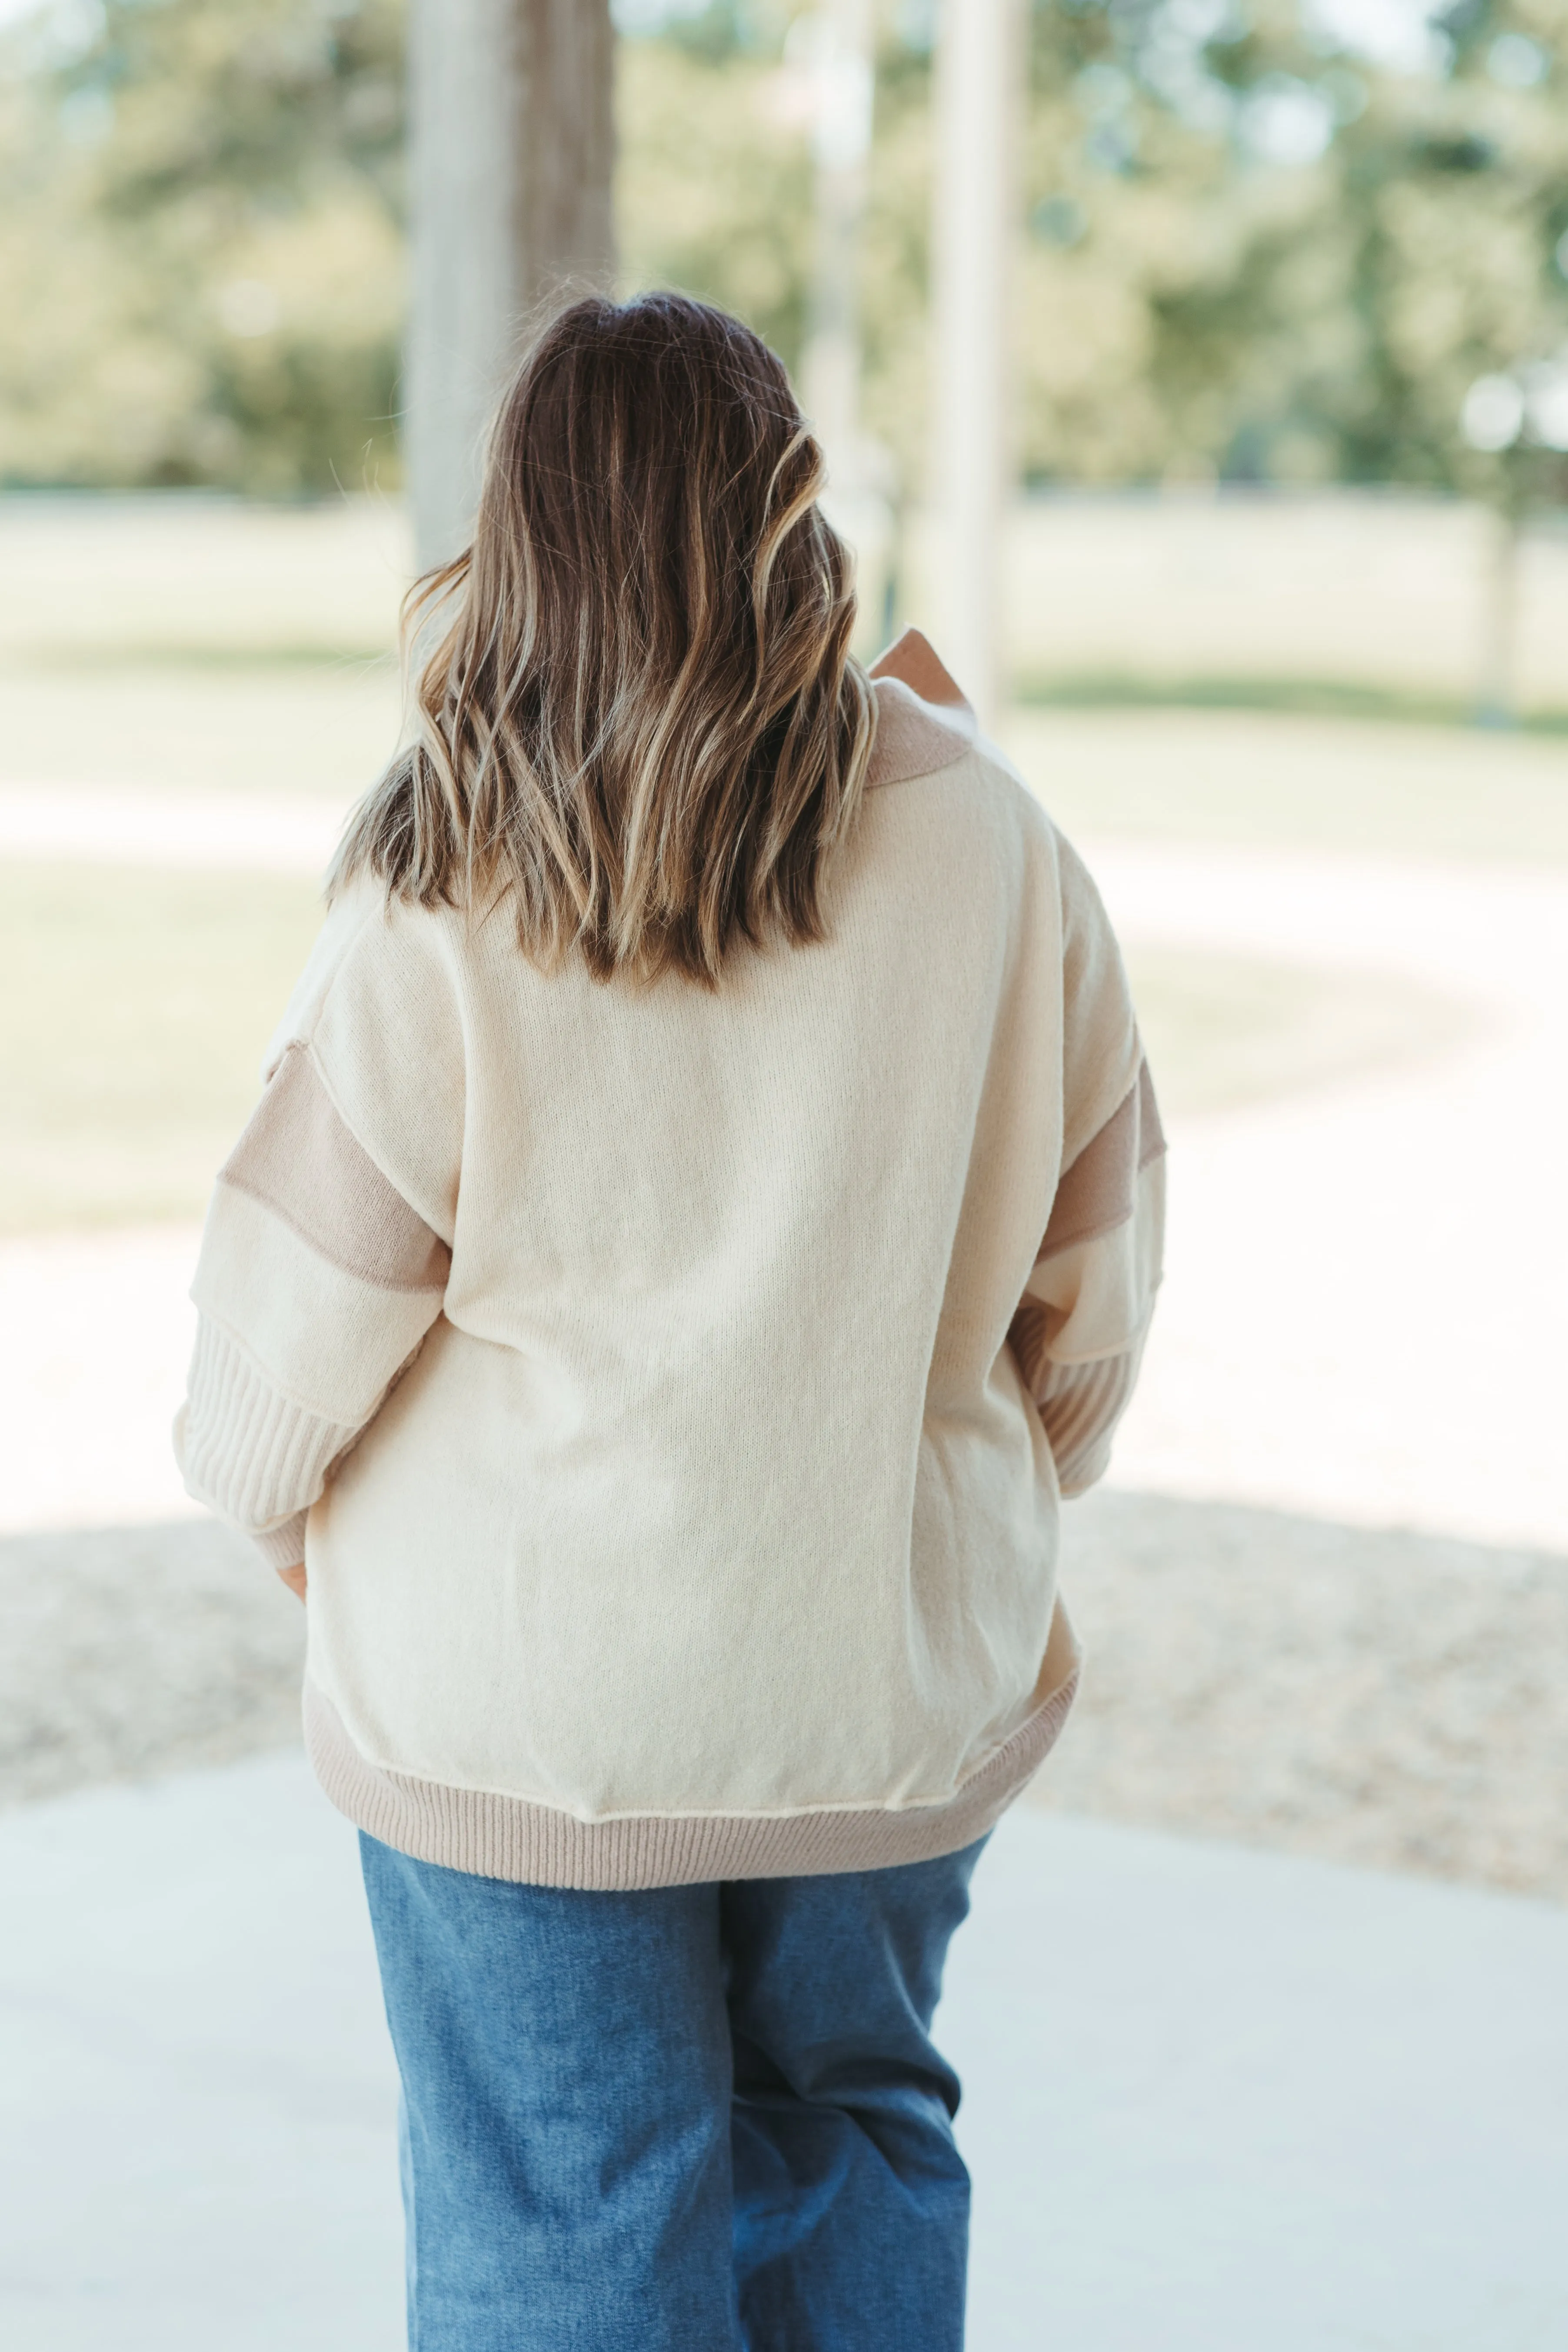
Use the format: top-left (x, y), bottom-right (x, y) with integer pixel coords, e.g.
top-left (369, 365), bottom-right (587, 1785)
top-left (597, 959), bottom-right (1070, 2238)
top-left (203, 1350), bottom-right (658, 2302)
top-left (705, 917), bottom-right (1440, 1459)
top-left (176, 293), bottom-right (1163, 2350)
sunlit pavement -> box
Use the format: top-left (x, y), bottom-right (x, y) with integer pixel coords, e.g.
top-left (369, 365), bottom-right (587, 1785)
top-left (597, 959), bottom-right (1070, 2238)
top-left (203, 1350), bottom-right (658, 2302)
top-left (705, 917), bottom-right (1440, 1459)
top-left (0, 784), bottom-right (340, 871)
top-left (2, 1753), bottom-right (1565, 2352)
top-left (7, 801), bottom-right (1568, 2344)
top-left (7, 813), bottom-right (1567, 1551)
top-left (1089, 842), bottom-right (1568, 1555)
top-left (3, 1227), bottom-right (208, 1537)
top-left (0, 1758), bottom-right (401, 2352)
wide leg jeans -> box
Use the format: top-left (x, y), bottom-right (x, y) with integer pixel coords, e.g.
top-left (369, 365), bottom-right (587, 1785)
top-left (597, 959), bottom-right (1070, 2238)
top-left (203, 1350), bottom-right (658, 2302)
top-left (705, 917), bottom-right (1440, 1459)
top-left (359, 1829), bottom-right (986, 2351)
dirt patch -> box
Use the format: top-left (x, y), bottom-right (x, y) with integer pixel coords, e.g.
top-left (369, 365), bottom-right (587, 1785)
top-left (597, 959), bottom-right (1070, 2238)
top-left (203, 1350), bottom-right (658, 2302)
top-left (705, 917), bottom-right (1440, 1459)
top-left (1035, 1487), bottom-right (1568, 1903)
top-left (0, 1517), bottom-right (302, 1805)
top-left (9, 1495), bottom-right (1568, 1906)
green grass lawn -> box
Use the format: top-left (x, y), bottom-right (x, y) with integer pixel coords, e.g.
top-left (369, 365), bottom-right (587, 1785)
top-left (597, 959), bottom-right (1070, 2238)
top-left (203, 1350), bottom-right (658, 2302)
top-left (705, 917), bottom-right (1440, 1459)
top-left (0, 859), bottom-right (1474, 1234)
top-left (1002, 705), bottom-right (1568, 867)
top-left (1124, 943), bottom-right (1472, 1120)
top-left (1017, 670), bottom-right (1568, 732)
top-left (7, 657), bottom-right (1565, 874)
top-left (0, 659), bottom-right (402, 802)
top-left (0, 499), bottom-right (1528, 1235)
top-left (0, 863), bottom-right (325, 1232)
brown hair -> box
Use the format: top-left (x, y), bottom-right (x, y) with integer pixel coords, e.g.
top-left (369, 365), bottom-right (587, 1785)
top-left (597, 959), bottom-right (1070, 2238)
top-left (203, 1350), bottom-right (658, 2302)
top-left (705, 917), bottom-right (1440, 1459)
top-left (331, 293), bottom-right (876, 984)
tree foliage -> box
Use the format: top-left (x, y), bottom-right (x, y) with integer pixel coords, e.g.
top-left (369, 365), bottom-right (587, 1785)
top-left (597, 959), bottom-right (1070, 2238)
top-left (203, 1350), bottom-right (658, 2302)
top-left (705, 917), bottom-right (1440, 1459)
top-left (3, 0), bottom-right (1568, 504)
top-left (0, 0), bottom-right (403, 492)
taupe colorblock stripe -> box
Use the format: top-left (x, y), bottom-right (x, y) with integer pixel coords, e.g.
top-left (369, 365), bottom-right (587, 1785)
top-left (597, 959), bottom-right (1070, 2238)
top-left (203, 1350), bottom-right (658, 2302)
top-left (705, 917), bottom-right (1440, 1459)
top-left (304, 1610), bottom-right (1081, 1890)
top-left (866, 627), bottom-right (976, 789)
top-left (221, 1042), bottom-right (450, 1294)
top-left (866, 681), bottom-right (974, 790)
top-left (1039, 1054), bottom-right (1165, 1264)
top-left (1035, 1351), bottom-right (1138, 1495)
top-left (1007, 1294), bottom-right (1051, 1398)
top-left (869, 625), bottom-right (972, 712)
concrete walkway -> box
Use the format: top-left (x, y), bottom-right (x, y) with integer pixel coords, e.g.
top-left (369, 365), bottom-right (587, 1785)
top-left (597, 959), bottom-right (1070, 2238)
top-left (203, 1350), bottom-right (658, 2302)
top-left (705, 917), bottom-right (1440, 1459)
top-left (3, 1753), bottom-right (1565, 2352)
top-left (0, 784), bottom-right (342, 871)
top-left (7, 816), bottom-right (1565, 1552)
top-left (1088, 842), bottom-right (1568, 1557)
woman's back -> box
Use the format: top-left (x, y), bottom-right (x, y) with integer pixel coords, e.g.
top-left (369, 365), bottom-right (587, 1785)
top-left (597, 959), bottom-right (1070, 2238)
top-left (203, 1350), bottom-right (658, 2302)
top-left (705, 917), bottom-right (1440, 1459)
top-left (181, 650), bottom-right (1159, 1882)
top-left (173, 292), bottom-right (1164, 2346)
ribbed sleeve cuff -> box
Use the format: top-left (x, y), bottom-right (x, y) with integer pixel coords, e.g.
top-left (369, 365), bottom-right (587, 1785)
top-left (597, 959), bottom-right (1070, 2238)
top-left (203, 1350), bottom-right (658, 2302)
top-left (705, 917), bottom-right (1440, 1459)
top-left (250, 1514), bottom-right (309, 1573)
top-left (176, 1316), bottom-right (356, 1540)
top-left (1037, 1351), bottom-right (1136, 1497)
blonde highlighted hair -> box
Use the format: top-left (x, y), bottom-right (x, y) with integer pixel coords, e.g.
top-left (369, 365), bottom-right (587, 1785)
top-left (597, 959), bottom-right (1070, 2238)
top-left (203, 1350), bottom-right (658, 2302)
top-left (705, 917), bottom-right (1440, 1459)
top-left (331, 293), bottom-right (876, 984)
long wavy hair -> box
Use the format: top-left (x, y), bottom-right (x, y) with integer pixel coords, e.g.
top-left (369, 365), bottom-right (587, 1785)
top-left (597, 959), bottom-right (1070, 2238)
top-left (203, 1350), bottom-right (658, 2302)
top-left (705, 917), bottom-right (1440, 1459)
top-left (330, 293), bottom-right (876, 985)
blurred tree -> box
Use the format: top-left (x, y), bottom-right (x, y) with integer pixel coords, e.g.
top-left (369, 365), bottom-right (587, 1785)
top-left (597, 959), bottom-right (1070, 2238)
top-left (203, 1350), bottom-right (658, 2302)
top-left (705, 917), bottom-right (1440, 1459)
top-left (1015, 0), bottom-right (1568, 499)
top-left (0, 0), bottom-right (404, 492)
top-left (1345, 0), bottom-right (1568, 715)
top-left (3, 0), bottom-right (1568, 602)
top-left (617, 29), bottom-right (815, 386)
top-left (615, 6), bottom-right (934, 484)
top-left (1191, 0), bottom-right (1568, 712)
top-left (1013, 0), bottom-right (1282, 485)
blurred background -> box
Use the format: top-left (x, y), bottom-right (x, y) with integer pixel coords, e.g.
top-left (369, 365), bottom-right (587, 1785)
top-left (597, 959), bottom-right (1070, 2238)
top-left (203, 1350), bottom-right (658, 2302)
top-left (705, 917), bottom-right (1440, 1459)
top-left (2, 3), bottom-right (1567, 2344)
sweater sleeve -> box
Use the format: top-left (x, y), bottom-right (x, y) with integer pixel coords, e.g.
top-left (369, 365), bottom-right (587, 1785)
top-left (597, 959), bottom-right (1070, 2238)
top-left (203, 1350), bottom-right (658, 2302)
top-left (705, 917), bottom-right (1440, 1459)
top-left (173, 894), bottom-right (462, 1570)
top-left (1009, 832), bottom-right (1166, 1497)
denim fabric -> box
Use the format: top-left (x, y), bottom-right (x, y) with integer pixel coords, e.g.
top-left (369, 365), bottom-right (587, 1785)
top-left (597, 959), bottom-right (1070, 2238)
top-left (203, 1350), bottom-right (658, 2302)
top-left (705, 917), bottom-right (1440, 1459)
top-left (359, 1831), bottom-right (986, 2352)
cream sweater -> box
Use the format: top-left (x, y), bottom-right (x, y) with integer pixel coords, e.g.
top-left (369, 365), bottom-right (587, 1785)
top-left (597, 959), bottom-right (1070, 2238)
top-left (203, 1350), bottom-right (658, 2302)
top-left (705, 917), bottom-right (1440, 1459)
top-left (175, 631), bottom-right (1164, 1887)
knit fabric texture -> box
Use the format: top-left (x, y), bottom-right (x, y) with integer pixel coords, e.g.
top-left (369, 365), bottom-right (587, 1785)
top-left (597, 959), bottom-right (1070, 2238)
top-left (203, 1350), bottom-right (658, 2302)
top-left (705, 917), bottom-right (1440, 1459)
top-left (175, 631), bottom-right (1164, 1885)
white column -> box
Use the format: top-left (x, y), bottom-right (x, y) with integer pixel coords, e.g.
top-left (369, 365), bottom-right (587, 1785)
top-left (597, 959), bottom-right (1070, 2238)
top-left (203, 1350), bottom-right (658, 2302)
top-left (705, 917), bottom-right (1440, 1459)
top-left (802, 0), bottom-right (875, 468)
top-left (406, 0), bottom-right (615, 571)
top-left (798, 0), bottom-right (895, 652)
top-left (930, 0), bottom-right (1020, 726)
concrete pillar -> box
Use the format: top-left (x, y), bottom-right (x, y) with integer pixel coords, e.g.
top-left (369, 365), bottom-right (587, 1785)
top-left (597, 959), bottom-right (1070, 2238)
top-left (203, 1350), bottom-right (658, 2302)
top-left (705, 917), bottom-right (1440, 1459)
top-left (802, 0), bottom-right (875, 468)
top-left (406, 0), bottom-right (616, 569)
top-left (929, 0), bottom-right (1020, 726)
top-left (798, 0), bottom-right (895, 652)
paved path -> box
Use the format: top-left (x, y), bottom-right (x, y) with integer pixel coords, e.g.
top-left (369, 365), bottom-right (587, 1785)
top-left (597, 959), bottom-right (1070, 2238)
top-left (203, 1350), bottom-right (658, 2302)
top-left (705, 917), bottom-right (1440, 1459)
top-left (0, 1758), bottom-right (400, 2352)
top-left (7, 811), bottom-right (1564, 1550)
top-left (0, 783), bottom-right (341, 871)
top-left (10, 1497), bottom-right (1568, 1899)
top-left (7, 805), bottom-right (1565, 2339)
top-left (2, 1753), bottom-right (1565, 2351)
top-left (1089, 843), bottom-right (1568, 1555)
top-left (3, 1226), bottom-right (206, 1534)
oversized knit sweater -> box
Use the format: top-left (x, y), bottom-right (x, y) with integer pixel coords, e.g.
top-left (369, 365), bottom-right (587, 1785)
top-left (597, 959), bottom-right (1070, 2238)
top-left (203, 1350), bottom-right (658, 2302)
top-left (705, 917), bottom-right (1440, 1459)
top-left (175, 630), bottom-right (1164, 1887)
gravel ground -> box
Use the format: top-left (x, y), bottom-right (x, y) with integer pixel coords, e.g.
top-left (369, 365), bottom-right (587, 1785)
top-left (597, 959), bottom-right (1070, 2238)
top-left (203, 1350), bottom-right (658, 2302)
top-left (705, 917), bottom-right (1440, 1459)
top-left (1035, 1487), bottom-right (1568, 1903)
top-left (1, 1517), bottom-right (302, 1805)
top-left (6, 1493), bottom-right (1567, 1904)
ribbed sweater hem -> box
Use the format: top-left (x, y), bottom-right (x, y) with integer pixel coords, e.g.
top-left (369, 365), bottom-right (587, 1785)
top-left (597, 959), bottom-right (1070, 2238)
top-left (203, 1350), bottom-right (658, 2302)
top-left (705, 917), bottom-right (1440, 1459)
top-left (303, 1643), bottom-right (1081, 1890)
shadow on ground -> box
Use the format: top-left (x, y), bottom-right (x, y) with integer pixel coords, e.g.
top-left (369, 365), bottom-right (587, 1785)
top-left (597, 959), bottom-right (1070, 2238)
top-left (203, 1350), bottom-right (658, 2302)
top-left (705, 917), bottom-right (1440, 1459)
top-left (7, 1494), bottom-right (1567, 1903)
top-left (1042, 1488), bottom-right (1568, 1902)
top-left (1, 1517), bottom-right (302, 1804)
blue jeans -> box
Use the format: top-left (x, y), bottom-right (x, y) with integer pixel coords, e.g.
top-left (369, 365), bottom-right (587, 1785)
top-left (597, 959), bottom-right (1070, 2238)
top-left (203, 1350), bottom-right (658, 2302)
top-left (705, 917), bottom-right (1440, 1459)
top-left (359, 1831), bottom-right (986, 2351)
